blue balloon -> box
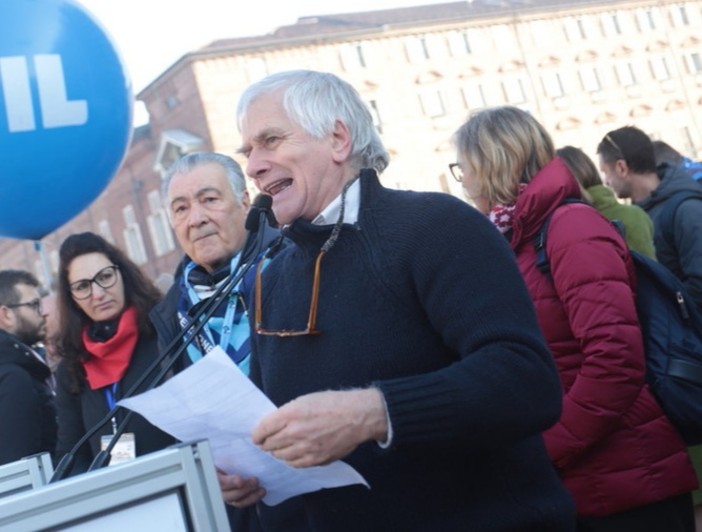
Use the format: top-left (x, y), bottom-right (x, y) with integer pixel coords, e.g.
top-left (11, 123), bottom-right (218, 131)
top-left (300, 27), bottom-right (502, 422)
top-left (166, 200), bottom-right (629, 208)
top-left (0, 0), bottom-right (132, 240)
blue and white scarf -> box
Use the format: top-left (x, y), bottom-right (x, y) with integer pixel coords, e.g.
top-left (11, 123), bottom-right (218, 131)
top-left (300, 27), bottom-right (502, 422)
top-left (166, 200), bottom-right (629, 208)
top-left (176, 255), bottom-right (256, 375)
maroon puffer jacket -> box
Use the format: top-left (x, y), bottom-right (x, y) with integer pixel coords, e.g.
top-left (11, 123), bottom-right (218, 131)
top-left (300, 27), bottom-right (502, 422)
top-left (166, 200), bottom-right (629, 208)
top-left (509, 158), bottom-right (697, 516)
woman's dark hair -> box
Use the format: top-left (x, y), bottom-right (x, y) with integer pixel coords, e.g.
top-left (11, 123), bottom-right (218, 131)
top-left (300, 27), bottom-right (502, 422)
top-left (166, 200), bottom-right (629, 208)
top-left (556, 145), bottom-right (602, 189)
top-left (55, 232), bottom-right (162, 392)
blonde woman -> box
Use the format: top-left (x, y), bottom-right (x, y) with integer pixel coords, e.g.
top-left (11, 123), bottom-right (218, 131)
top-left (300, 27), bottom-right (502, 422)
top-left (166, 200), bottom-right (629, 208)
top-left (452, 106), bottom-right (696, 531)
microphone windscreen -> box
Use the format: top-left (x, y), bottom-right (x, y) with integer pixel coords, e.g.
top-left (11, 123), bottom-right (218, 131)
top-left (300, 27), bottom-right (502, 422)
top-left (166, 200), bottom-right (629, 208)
top-left (252, 194), bottom-right (278, 228)
top-left (245, 194), bottom-right (275, 231)
top-left (254, 194), bottom-right (273, 210)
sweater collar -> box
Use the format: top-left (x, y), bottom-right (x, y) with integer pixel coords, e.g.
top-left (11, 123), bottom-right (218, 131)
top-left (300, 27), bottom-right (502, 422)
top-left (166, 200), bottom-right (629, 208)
top-left (312, 178), bottom-right (361, 226)
top-left (285, 169), bottom-right (379, 252)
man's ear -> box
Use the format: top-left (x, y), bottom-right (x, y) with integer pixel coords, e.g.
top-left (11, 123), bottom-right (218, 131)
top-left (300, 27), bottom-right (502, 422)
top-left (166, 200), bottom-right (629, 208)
top-left (241, 189), bottom-right (251, 211)
top-left (0, 305), bottom-right (15, 332)
top-left (615, 158), bottom-right (630, 177)
top-left (330, 119), bottom-right (353, 163)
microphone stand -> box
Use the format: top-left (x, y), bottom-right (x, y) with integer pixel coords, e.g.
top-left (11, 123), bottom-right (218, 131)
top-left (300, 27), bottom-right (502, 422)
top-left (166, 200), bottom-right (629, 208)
top-left (51, 202), bottom-right (274, 481)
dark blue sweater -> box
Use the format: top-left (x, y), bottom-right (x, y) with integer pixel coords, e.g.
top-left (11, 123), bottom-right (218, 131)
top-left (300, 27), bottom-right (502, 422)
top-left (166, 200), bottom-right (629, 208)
top-left (252, 170), bottom-right (574, 531)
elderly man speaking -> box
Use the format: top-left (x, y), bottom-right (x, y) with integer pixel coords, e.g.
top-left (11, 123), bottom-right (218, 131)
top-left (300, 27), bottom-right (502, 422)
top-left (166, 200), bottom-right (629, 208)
top-left (219, 69), bottom-right (575, 531)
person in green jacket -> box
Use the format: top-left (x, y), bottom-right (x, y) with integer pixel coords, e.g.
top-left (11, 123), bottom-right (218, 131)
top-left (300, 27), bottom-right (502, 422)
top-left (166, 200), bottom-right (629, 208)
top-left (557, 145), bottom-right (656, 259)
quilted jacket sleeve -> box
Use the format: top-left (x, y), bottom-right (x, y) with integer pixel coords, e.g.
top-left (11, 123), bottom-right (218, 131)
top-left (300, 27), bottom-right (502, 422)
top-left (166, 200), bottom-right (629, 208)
top-left (541, 206), bottom-right (646, 469)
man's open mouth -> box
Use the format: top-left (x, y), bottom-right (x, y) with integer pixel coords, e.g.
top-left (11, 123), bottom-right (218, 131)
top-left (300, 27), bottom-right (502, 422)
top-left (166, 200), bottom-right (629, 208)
top-left (265, 178), bottom-right (293, 196)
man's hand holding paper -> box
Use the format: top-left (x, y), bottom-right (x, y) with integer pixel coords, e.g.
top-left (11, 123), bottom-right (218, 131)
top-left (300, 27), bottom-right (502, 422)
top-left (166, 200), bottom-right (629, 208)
top-left (118, 346), bottom-right (368, 506)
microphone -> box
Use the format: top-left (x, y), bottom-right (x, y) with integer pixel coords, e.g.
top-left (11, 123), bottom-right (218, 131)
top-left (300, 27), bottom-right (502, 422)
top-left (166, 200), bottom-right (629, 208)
top-left (51, 196), bottom-right (278, 481)
top-left (239, 194), bottom-right (276, 274)
top-left (245, 194), bottom-right (275, 231)
top-left (259, 195), bottom-right (277, 228)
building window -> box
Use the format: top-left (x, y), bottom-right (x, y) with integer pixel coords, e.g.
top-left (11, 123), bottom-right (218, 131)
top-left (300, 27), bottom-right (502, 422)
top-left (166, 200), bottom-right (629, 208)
top-left (602, 13), bottom-right (622, 37)
top-left (340, 42), bottom-right (367, 71)
top-left (649, 55), bottom-right (671, 81)
top-left (447, 31), bottom-right (471, 57)
top-left (33, 250), bottom-right (57, 288)
top-left (146, 190), bottom-right (175, 257)
top-left (33, 260), bottom-right (46, 288)
top-left (501, 77), bottom-right (527, 105)
top-left (418, 89), bottom-right (445, 118)
top-left (615, 61), bottom-right (638, 86)
top-left (579, 66), bottom-right (603, 92)
top-left (165, 96), bottom-right (179, 110)
top-left (122, 205), bottom-right (148, 265)
top-left (405, 36), bottom-right (431, 62)
top-left (461, 83), bottom-right (487, 110)
top-left (682, 125), bottom-right (696, 155)
top-left (366, 100), bottom-right (383, 134)
top-left (49, 250), bottom-right (59, 276)
top-left (98, 219), bottom-right (115, 244)
top-left (671, 5), bottom-right (690, 27)
top-left (686, 52), bottom-right (702, 74)
top-left (636, 8), bottom-right (657, 31)
top-left (158, 143), bottom-right (186, 177)
top-left (541, 71), bottom-right (565, 98)
top-left (563, 17), bottom-right (588, 41)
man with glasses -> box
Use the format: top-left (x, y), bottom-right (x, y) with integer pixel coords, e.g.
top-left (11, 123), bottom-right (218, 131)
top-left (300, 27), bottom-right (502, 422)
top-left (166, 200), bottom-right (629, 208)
top-left (0, 270), bottom-right (57, 465)
top-left (221, 70), bottom-right (575, 530)
top-left (598, 126), bottom-right (702, 311)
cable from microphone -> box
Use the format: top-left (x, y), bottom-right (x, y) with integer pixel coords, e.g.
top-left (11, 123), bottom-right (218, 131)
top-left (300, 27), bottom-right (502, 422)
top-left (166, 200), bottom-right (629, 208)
top-left (51, 195), bottom-right (277, 481)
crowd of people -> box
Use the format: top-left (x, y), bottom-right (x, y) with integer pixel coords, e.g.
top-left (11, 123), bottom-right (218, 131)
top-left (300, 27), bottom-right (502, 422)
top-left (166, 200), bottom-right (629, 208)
top-left (1, 69), bottom-right (702, 531)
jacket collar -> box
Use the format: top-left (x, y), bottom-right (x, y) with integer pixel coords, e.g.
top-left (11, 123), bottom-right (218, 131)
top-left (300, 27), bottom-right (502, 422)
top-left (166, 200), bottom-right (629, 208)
top-left (0, 329), bottom-right (51, 380)
top-left (510, 157), bottom-right (582, 249)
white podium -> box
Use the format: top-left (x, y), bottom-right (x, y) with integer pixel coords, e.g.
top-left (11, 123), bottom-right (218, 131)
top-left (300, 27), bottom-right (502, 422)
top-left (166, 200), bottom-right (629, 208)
top-left (0, 452), bottom-right (53, 499)
top-left (0, 440), bottom-right (229, 531)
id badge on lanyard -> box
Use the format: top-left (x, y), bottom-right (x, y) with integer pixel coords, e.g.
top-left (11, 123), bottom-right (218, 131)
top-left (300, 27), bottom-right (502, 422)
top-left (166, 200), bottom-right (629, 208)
top-left (101, 382), bottom-right (136, 465)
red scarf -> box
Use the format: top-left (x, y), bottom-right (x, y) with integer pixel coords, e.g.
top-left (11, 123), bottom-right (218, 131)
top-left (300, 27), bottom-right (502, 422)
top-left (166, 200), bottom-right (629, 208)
top-left (82, 306), bottom-right (139, 390)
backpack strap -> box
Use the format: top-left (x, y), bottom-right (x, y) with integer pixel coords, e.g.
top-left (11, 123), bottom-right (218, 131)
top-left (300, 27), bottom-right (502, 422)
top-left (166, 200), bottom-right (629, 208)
top-left (533, 198), bottom-right (588, 275)
top-left (658, 190), bottom-right (702, 249)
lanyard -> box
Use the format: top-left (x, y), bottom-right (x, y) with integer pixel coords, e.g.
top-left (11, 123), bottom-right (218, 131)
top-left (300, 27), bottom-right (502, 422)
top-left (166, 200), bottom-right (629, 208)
top-left (104, 382), bottom-right (119, 433)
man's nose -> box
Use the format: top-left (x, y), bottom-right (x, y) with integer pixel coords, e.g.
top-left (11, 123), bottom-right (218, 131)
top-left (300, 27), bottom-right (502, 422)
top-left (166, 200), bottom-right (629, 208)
top-left (187, 201), bottom-right (209, 226)
top-left (246, 148), bottom-right (271, 181)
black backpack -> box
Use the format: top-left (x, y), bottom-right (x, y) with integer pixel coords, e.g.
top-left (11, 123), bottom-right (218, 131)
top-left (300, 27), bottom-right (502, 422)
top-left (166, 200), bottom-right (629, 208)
top-left (534, 200), bottom-right (702, 444)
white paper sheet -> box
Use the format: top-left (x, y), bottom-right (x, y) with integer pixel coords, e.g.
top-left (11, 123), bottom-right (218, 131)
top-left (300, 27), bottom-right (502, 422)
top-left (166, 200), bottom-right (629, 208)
top-left (118, 346), bottom-right (368, 505)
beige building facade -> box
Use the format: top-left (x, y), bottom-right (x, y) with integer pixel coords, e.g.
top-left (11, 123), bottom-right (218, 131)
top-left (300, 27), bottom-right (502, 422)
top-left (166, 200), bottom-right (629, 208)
top-left (2, 0), bottom-right (701, 287)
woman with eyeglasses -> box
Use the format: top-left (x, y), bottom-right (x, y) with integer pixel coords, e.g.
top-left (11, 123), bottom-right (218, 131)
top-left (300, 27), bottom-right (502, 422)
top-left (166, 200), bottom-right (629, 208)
top-left (453, 106), bottom-right (697, 531)
top-left (53, 232), bottom-right (174, 475)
